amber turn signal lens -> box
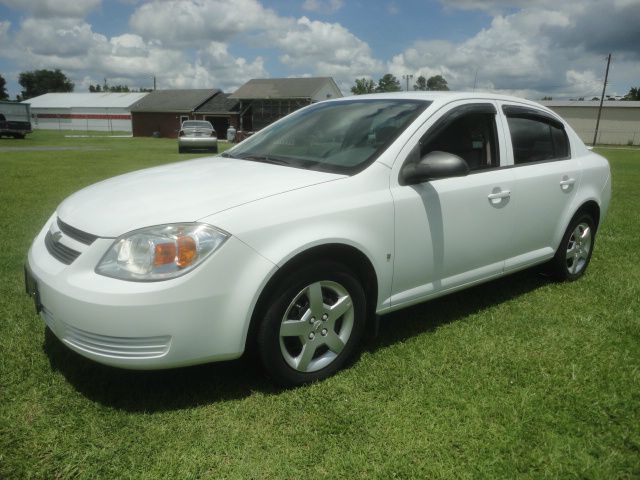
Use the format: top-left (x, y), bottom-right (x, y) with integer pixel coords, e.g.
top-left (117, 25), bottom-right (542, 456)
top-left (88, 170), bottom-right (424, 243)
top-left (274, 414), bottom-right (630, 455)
top-left (154, 242), bottom-right (176, 266)
top-left (177, 236), bottom-right (197, 268)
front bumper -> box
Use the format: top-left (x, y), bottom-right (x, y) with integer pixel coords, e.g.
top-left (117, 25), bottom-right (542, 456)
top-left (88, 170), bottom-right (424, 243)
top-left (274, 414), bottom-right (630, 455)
top-left (27, 216), bottom-right (276, 369)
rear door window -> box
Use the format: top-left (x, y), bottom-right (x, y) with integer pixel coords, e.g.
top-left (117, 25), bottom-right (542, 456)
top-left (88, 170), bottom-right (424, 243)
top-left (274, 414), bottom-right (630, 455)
top-left (503, 106), bottom-right (570, 165)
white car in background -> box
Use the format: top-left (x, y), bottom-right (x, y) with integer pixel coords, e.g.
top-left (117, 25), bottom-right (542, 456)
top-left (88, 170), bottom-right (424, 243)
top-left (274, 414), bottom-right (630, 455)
top-left (178, 120), bottom-right (218, 154)
top-left (26, 92), bottom-right (611, 386)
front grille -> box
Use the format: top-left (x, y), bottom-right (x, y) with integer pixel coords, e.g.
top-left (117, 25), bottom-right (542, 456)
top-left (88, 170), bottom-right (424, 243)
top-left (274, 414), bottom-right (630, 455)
top-left (63, 322), bottom-right (171, 359)
top-left (57, 218), bottom-right (98, 245)
top-left (45, 231), bottom-right (81, 265)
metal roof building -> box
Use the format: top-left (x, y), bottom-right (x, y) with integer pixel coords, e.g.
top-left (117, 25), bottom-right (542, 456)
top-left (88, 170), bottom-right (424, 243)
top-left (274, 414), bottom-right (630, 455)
top-left (540, 100), bottom-right (640, 145)
top-left (24, 92), bottom-right (148, 133)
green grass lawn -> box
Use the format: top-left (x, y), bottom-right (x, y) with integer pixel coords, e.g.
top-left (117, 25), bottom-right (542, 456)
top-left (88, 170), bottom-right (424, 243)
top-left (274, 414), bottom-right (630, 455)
top-left (1, 132), bottom-right (638, 479)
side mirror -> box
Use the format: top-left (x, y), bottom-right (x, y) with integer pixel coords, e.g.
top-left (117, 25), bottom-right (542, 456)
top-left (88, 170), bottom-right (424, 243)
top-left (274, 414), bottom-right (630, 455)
top-left (400, 150), bottom-right (469, 185)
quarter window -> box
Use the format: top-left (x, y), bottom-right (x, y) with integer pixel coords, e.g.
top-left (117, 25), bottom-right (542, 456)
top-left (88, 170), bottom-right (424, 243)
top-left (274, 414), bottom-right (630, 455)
top-left (507, 116), bottom-right (570, 164)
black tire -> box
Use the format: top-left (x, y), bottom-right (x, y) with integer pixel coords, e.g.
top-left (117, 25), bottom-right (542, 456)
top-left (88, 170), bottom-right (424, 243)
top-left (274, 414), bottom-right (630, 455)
top-left (211, 146), bottom-right (218, 154)
top-left (178, 146), bottom-right (185, 154)
top-left (257, 261), bottom-right (367, 386)
top-left (550, 212), bottom-right (596, 281)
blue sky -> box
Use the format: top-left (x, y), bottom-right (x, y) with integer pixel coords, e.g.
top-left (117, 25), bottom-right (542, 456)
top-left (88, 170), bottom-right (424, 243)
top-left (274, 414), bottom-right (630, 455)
top-left (0, 0), bottom-right (638, 99)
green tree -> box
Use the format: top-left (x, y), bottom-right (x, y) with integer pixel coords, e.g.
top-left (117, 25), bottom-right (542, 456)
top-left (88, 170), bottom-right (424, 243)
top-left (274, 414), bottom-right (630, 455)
top-left (426, 75), bottom-right (449, 91)
top-left (90, 83), bottom-right (130, 93)
top-left (376, 73), bottom-right (401, 92)
top-left (413, 75), bottom-right (427, 91)
top-left (109, 84), bottom-right (130, 93)
top-left (541, 96), bottom-right (553, 100)
top-left (18, 69), bottom-right (74, 100)
top-left (0, 73), bottom-right (8, 100)
top-left (623, 86), bottom-right (640, 101)
top-left (350, 78), bottom-right (376, 95)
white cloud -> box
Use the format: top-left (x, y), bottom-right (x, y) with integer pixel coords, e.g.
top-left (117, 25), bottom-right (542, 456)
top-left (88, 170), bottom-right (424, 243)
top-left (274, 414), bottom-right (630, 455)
top-left (565, 70), bottom-right (602, 97)
top-left (129, 0), bottom-right (284, 47)
top-left (0, 0), bottom-right (101, 18)
top-left (194, 42), bottom-right (267, 90)
top-left (16, 18), bottom-right (107, 57)
top-left (302, 0), bottom-right (344, 14)
top-left (273, 16), bottom-right (382, 89)
top-left (385, 3), bottom-right (639, 99)
top-left (0, 20), bottom-right (10, 56)
top-left (2, 12), bottom-right (267, 93)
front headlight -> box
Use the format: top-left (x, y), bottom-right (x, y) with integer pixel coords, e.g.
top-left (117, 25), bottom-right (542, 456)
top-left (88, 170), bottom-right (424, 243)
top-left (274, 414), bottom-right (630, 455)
top-left (96, 223), bottom-right (229, 281)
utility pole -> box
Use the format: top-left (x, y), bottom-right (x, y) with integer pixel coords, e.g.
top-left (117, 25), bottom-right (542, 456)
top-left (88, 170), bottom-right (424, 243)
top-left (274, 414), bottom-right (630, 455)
top-left (153, 75), bottom-right (156, 91)
top-left (592, 53), bottom-right (611, 147)
top-left (402, 74), bottom-right (413, 92)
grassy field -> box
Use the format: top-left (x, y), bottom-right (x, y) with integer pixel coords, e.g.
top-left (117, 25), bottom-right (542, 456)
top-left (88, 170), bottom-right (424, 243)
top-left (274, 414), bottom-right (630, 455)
top-left (1, 132), bottom-right (639, 479)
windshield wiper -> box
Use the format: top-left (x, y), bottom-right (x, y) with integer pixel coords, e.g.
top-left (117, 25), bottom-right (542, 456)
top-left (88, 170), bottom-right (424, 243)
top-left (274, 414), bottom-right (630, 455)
top-left (236, 154), bottom-right (292, 166)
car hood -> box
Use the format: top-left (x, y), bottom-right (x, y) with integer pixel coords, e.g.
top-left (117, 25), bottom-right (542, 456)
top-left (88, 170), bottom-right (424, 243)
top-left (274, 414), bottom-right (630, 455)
top-left (57, 156), bottom-right (343, 237)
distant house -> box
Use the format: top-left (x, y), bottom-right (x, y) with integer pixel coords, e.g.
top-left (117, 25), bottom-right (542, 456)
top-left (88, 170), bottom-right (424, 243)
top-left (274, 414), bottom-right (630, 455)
top-left (24, 92), bottom-right (148, 132)
top-left (540, 100), bottom-right (640, 145)
top-left (230, 77), bottom-right (342, 131)
top-left (194, 93), bottom-right (243, 139)
top-left (130, 89), bottom-right (219, 138)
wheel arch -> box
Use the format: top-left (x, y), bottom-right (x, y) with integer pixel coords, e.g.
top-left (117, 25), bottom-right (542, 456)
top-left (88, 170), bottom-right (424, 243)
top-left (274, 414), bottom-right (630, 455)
top-left (554, 198), bottom-right (601, 252)
top-left (243, 242), bottom-right (379, 353)
top-left (575, 199), bottom-right (601, 230)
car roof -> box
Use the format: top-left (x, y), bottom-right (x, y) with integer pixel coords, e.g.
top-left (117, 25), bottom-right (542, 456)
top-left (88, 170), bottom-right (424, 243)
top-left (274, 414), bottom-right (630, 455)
top-left (338, 91), bottom-right (545, 107)
top-left (331, 91), bottom-right (560, 121)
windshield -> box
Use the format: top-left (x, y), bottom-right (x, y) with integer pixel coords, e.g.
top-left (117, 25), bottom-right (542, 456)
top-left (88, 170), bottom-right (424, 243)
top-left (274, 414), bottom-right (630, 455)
top-left (183, 121), bottom-right (212, 128)
top-left (225, 99), bottom-right (430, 174)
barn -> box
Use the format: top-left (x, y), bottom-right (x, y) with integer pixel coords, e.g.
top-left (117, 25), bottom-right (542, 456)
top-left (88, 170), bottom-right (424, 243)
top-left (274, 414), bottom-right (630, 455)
top-left (24, 92), bottom-right (148, 133)
top-left (540, 100), bottom-right (640, 146)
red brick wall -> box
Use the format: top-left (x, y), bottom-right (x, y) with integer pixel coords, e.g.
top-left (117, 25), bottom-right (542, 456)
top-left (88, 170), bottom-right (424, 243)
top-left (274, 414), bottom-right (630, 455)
top-left (132, 112), bottom-right (195, 138)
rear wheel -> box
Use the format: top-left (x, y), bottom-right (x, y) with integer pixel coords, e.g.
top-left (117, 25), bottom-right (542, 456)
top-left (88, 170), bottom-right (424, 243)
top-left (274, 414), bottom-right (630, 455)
top-left (178, 146), bottom-right (185, 154)
top-left (257, 262), bottom-right (366, 386)
top-left (550, 213), bottom-right (596, 281)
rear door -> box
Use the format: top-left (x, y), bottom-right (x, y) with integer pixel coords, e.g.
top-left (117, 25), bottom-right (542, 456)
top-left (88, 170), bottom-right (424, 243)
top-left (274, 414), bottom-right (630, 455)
top-left (499, 104), bottom-right (582, 271)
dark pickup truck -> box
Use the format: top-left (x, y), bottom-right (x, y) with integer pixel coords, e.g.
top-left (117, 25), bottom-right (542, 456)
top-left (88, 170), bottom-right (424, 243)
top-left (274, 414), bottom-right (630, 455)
top-left (0, 101), bottom-right (32, 139)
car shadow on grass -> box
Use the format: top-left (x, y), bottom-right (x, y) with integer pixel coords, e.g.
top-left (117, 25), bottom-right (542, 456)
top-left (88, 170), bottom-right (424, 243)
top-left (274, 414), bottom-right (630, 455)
top-left (365, 269), bottom-right (551, 352)
top-left (43, 268), bottom-right (551, 412)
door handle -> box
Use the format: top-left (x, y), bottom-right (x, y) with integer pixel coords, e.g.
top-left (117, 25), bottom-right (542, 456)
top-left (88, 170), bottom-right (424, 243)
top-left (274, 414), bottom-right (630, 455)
top-left (487, 189), bottom-right (511, 205)
top-left (560, 177), bottom-right (576, 191)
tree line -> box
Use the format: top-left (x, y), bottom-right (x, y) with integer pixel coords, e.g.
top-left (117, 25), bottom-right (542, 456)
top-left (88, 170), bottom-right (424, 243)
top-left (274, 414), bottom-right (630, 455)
top-left (1, 69), bottom-right (639, 101)
top-left (351, 74), bottom-right (449, 94)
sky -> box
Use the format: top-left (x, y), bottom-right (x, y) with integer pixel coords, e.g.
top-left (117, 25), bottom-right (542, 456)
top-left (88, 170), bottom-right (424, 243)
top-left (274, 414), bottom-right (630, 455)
top-left (0, 0), bottom-right (638, 100)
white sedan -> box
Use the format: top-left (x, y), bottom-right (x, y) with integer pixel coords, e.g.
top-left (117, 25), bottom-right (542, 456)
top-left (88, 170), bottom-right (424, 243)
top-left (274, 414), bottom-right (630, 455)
top-left (178, 120), bottom-right (218, 153)
top-left (26, 93), bottom-right (611, 386)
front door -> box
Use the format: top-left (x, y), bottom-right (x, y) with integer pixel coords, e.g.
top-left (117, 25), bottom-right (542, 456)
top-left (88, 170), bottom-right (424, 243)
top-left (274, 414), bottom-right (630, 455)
top-left (390, 101), bottom-right (515, 307)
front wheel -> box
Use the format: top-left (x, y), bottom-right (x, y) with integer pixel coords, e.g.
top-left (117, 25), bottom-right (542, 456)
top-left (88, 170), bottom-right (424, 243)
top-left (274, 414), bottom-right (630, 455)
top-left (550, 213), bottom-right (596, 281)
top-left (257, 262), bottom-right (366, 386)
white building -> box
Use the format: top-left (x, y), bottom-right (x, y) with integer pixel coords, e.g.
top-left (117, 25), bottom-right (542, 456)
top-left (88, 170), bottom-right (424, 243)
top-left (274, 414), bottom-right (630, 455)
top-left (540, 100), bottom-right (640, 146)
top-left (24, 92), bottom-right (149, 133)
